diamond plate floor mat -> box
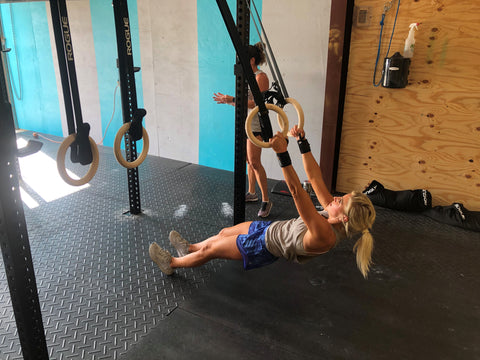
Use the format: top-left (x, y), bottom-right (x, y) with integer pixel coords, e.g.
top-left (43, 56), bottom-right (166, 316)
top-left (0, 131), bottom-right (299, 359)
top-left (2, 131), bottom-right (480, 359)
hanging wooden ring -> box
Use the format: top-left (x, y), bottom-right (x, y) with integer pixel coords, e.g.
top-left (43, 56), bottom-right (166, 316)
top-left (57, 134), bottom-right (99, 186)
top-left (281, 98), bottom-right (304, 136)
top-left (113, 122), bottom-right (149, 169)
top-left (245, 103), bottom-right (289, 148)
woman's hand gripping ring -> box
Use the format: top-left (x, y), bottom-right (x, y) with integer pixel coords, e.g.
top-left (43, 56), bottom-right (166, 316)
top-left (113, 122), bottom-right (150, 169)
top-left (57, 135), bottom-right (99, 186)
top-left (245, 103), bottom-right (289, 148)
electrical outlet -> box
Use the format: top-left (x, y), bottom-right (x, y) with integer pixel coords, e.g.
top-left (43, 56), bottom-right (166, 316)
top-left (354, 6), bottom-right (372, 27)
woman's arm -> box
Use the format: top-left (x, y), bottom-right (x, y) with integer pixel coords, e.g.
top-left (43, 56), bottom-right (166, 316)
top-left (300, 152), bottom-right (334, 210)
top-left (270, 133), bottom-right (335, 252)
top-left (290, 125), bottom-right (333, 209)
top-left (213, 72), bottom-right (269, 108)
top-left (213, 92), bottom-right (235, 106)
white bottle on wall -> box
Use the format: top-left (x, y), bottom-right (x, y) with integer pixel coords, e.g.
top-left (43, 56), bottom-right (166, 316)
top-left (403, 23), bottom-right (419, 58)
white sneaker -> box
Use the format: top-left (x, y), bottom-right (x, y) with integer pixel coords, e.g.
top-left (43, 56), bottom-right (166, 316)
top-left (169, 230), bottom-right (190, 257)
top-left (149, 242), bottom-right (174, 275)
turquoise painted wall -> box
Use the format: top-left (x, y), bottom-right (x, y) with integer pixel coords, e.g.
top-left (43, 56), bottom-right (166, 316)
top-left (0, 2), bottom-right (61, 136)
top-left (197, 0), bottom-right (262, 172)
top-left (0, 1), bottom-right (143, 148)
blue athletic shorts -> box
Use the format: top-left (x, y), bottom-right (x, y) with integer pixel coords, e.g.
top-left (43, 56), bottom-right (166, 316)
top-left (236, 221), bottom-right (278, 270)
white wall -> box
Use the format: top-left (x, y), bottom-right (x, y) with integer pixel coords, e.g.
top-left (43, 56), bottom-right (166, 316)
top-left (138, 0), bottom-right (199, 164)
top-left (260, 0), bottom-right (331, 181)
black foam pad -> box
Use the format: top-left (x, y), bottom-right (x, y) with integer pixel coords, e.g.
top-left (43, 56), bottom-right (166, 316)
top-left (423, 203), bottom-right (480, 232)
top-left (363, 180), bottom-right (432, 212)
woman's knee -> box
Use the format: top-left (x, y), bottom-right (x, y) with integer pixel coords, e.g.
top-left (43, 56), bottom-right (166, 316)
top-left (218, 228), bottom-right (228, 237)
top-left (198, 242), bottom-right (214, 258)
top-left (249, 159), bottom-right (263, 171)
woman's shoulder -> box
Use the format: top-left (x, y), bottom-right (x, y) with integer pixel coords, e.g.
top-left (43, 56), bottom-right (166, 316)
top-left (303, 229), bottom-right (336, 254)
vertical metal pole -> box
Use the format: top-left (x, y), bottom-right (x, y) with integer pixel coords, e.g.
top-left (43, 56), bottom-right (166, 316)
top-left (52, 0), bottom-right (85, 131)
top-left (112, 0), bottom-right (141, 214)
top-left (232, 0), bottom-right (250, 224)
top-left (216, 0), bottom-right (272, 142)
top-left (49, 0), bottom-right (75, 136)
top-left (49, 0), bottom-right (93, 165)
top-left (0, 46), bottom-right (49, 360)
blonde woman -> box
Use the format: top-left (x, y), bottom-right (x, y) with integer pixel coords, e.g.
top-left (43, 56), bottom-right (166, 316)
top-left (149, 128), bottom-right (376, 278)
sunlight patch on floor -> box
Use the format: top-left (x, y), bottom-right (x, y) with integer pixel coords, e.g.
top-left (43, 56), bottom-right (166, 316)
top-left (17, 138), bottom-right (89, 207)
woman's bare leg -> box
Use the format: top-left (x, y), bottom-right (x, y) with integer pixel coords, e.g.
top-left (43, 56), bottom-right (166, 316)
top-left (171, 233), bottom-right (242, 269)
top-left (170, 222), bottom-right (252, 268)
top-left (247, 162), bottom-right (257, 195)
top-left (188, 221), bottom-right (252, 253)
top-left (148, 222), bottom-right (253, 274)
top-left (247, 138), bottom-right (269, 202)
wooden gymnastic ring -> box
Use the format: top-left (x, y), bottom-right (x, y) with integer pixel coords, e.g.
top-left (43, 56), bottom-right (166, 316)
top-left (281, 98), bottom-right (304, 136)
top-left (245, 103), bottom-right (289, 148)
top-left (57, 134), bottom-right (99, 186)
top-left (113, 122), bottom-right (149, 169)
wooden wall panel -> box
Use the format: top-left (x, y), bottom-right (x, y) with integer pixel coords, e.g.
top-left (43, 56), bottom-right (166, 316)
top-left (337, 0), bottom-right (480, 209)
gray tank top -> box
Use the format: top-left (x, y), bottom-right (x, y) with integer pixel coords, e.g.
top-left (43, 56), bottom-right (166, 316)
top-left (247, 70), bottom-right (265, 133)
top-left (265, 213), bottom-right (343, 264)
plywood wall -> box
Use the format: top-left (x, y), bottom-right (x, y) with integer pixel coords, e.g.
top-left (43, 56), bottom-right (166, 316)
top-left (337, 0), bottom-right (480, 210)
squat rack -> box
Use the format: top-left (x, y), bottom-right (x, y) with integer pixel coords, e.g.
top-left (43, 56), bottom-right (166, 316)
top-left (0, 0), bottom-right (271, 356)
top-left (0, 0), bottom-right (146, 357)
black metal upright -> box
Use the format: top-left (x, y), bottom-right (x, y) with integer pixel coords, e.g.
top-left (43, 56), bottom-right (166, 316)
top-left (232, 0), bottom-right (250, 224)
top-left (112, 0), bottom-right (143, 215)
top-left (0, 44), bottom-right (49, 359)
top-left (49, 0), bottom-right (75, 136)
top-left (216, 0), bottom-right (276, 224)
top-left (216, 0), bottom-right (273, 143)
top-left (49, 0), bottom-right (93, 166)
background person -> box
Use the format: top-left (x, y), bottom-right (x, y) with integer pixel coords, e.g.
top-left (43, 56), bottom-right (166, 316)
top-left (213, 42), bottom-right (272, 217)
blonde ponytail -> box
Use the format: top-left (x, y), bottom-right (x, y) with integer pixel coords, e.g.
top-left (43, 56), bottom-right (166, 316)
top-left (344, 192), bottom-right (376, 278)
top-left (353, 230), bottom-right (374, 278)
